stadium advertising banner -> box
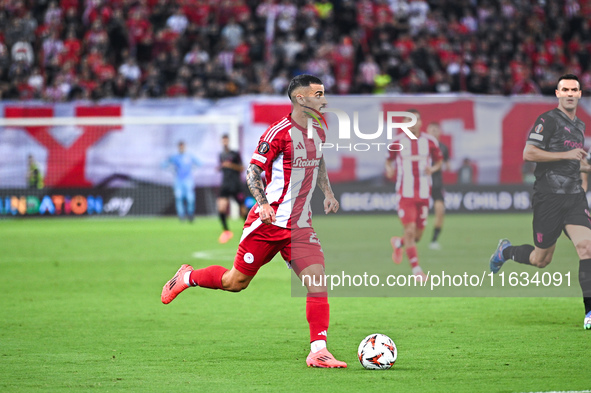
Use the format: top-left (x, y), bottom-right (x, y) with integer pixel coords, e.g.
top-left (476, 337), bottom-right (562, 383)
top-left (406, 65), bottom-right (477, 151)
top-left (1, 96), bottom-right (591, 216)
top-left (314, 183), bottom-right (535, 214)
top-left (0, 186), bottom-right (215, 217)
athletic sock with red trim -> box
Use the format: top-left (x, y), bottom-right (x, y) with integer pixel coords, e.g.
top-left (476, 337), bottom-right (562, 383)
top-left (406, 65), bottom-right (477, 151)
top-left (306, 292), bottom-right (329, 349)
top-left (187, 265), bottom-right (228, 289)
top-left (406, 246), bottom-right (419, 268)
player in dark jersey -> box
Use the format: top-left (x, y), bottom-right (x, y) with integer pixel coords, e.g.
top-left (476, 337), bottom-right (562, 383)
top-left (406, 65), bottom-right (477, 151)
top-left (217, 134), bottom-right (247, 244)
top-left (489, 74), bottom-right (591, 330)
top-left (427, 122), bottom-right (449, 250)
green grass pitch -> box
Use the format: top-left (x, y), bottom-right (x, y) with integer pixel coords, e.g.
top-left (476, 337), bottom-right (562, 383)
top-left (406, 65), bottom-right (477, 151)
top-left (1, 214), bottom-right (590, 392)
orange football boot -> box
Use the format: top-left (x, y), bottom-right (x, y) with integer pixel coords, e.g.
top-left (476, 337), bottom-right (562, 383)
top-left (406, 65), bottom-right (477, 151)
top-left (390, 237), bottom-right (403, 264)
top-left (218, 230), bottom-right (234, 244)
top-left (161, 264), bottom-right (193, 304)
top-left (306, 348), bottom-right (347, 368)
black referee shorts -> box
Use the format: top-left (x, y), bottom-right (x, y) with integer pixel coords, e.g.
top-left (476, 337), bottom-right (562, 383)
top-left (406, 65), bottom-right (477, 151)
top-left (219, 182), bottom-right (245, 204)
top-left (431, 186), bottom-right (444, 202)
top-left (532, 192), bottom-right (591, 249)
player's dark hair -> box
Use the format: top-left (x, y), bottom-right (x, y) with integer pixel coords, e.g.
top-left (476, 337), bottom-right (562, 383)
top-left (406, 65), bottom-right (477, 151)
top-left (557, 74), bottom-right (581, 90)
top-left (287, 74), bottom-right (323, 100)
top-left (405, 108), bottom-right (421, 118)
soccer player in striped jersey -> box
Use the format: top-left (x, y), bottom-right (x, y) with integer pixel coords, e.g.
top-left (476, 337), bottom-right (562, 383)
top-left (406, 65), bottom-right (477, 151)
top-left (386, 109), bottom-right (443, 282)
top-left (161, 74), bottom-right (347, 367)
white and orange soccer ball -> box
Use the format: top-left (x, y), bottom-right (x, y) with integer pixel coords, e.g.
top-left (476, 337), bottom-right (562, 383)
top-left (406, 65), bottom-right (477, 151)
top-left (357, 333), bottom-right (397, 370)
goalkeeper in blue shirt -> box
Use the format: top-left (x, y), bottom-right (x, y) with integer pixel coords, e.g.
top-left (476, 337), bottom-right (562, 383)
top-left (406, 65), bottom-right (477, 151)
top-left (163, 141), bottom-right (200, 222)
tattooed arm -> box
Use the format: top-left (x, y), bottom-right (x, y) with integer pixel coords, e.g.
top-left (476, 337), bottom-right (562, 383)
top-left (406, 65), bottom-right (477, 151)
top-left (246, 163), bottom-right (276, 224)
top-left (316, 157), bottom-right (339, 214)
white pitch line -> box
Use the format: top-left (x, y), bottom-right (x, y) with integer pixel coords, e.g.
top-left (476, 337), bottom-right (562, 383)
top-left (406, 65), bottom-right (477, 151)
top-left (192, 249), bottom-right (235, 260)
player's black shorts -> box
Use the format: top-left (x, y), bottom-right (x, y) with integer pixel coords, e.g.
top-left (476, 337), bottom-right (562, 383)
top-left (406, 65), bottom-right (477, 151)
top-left (219, 182), bottom-right (245, 204)
top-left (532, 191), bottom-right (591, 249)
top-left (431, 186), bottom-right (444, 202)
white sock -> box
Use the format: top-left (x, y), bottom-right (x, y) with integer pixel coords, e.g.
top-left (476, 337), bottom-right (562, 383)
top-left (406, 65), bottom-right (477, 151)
top-left (411, 266), bottom-right (423, 275)
top-left (310, 340), bottom-right (327, 353)
top-left (183, 271), bottom-right (192, 286)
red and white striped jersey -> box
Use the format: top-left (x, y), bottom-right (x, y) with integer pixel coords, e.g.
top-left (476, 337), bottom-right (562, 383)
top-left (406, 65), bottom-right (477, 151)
top-left (388, 132), bottom-right (443, 201)
top-left (247, 114), bottom-right (325, 229)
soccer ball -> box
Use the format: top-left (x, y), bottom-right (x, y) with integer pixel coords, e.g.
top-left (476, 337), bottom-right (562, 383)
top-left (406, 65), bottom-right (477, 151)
top-left (357, 333), bottom-right (397, 370)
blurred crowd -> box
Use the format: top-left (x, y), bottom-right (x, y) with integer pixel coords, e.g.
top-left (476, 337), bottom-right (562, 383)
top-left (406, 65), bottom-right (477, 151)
top-left (1, 0), bottom-right (590, 101)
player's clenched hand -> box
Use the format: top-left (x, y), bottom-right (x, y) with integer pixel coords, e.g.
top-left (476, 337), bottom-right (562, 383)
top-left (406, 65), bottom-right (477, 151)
top-left (259, 203), bottom-right (276, 224)
top-left (563, 148), bottom-right (587, 161)
top-left (324, 195), bottom-right (339, 214)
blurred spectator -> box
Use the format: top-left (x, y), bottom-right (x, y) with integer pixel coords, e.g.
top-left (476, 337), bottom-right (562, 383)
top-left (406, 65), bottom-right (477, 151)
top-left (221, 17), bottom-right (244, 49)
top-left (42, 31), bottom-right (64, 67)
top-left (166, 77), bottom-right (189, 97)
top-left (277, 0), bottom-right (298, 33)
top-left (127, 7), bottom-right (152, 63)
top-left (5, 17), bottom-right (35, 46)
top-left (84, 20), bottom-right (109, 54)
top-left (111, 74), bottom-right (128, 98)
top-left (107, 8), bottom-right (129, 64)
top-left (43, 76), bottom-right (67, 102)
top-left (184, 43), bottom-right (210, 67)
top-left (44, 1), bottom-right (62, 25)
top-left (408, 0), bottom-right (430, 35)
top-left (358, 55), bottom-right (379, 93)
top-left (281, 34), bottom-right (304, 66)
top-left (333, 36), bottom-right (355, 95)
top-left (63, 29), bottom-right (82, 63)
top-left (166, 7), bottom-right (188, 35)
top-left (150, 0), bottom-right (170, 31)
top-left (11, 41), bottom-right (34, 66)
top-left (27, 67), bottom-right (44, 94)
top-left (27, 154), bottom-right (44, 189)
top-left (118, 56), bottom-right (141, 82)
top-left (271, 69), bottom-right (289, 94)
top-left (0, 42), bottom-right (10, 81)
top-left (315, 0), bottom-right (334, 20)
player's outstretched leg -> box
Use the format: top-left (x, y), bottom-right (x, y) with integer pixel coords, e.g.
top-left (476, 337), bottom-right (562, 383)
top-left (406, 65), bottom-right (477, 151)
top-left (490, 238), bottom-right (511, 274)
top-left (390, 237), bottom-right (404, 264)
top-left (584, 311), bottom-right (591, 330)
top-left (161, 264), bottom-right (193, 304)
top-left (162, 264), bottom-right (231, 304)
